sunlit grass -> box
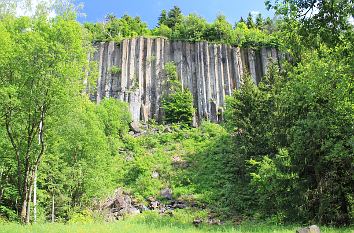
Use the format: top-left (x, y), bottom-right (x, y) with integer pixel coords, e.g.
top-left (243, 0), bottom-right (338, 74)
top-left (0, 222), bottom-right (352, 233)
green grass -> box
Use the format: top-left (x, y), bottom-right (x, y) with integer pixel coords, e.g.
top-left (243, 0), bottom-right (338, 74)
top-left (0, 222), bottom-right (352, 233)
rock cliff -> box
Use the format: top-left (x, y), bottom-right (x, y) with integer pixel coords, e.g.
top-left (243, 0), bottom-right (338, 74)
top-left (91, 37), bottom-right (280, 122)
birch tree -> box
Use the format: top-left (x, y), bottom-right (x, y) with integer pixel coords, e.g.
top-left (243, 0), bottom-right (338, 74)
top-left (0, 14), bottom-right (89, 223)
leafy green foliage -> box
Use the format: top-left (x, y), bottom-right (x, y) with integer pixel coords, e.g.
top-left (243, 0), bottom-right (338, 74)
top-left (84, 14), bottom-right (150, 42)
top-left (223, 46), bottom-right (353, 225)
top-left (38, 98), bottom-right (131, 221)
top-left (86, 6), bottom-right (279, 48)
top-left (110, 66), bottom-right (121, 75)
top-left (171, 14), bottom-right (208, 42)
top-left (162, 92), bottom-right (194, 125)
top-left (0, 0), bottom-right (353, 228)
top-left (160, 6), bottom-right (183, 29)
top-left (0, 13), bottom-right (90, 222)
top-left (117, 122), bottom-right (228, 205)
top-left (161, 62), bottom-right (195, 125)
top-left (250, 149), bottom-right (301, 223)
top-left (0, 9), bottom-right (132, 222)
top-left (277, 49), bottom-right (353, 225)
top-left (246, 13), bottom-right (256, 29)
top-left (266, 0), bottom-right (354, 47)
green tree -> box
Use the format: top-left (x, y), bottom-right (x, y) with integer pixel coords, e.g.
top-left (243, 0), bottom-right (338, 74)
top-left (85, 14), bottom-right (150, 42)
top-left (165, 6), bottom-right (183, 29)
top-left (246, 12), bottom-right (256, 28)
top-left (31, 96), bottom-right (131, 222)
top-left (158, 9), bottom-right (168, 26)
top-left (266, 0), bottom-right (354, 46)
top-left (161, 62), bottom-right (194, 125)
top-left (172, 13), bottom-right (208, 41)
top-left (255, 13), bottom-right (264, 29)
top-left (0, 13), bottom-right (89, 223)
top-left (264, 16), bottom-right (275, 33)
top-left (223, 62), bottom-right (287, 217)
top-left (152, 24), bottom-right (172, 38)
top-left (277, 49), bottom-right (353, 225)
top-left (204, 15), bottom-right (233, 43)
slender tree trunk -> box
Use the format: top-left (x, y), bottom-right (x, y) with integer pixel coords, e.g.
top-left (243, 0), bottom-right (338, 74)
top-left (51, 193), bottom-right (55, 223)
top-left (26, 182), bottom-right (33, 224)
top-left (16, 198), bottom-right (18, 216)
top-left (20, 166), bottom-right (34, 224)
top-left (33, 109), bottom-right (43, 224)
top-left (17, 151), bottom-right (22, 198)
top-left (33, 167), bottom-right (37, 223)
top-left (0, 188), bottom-right (3, 204)
top-left (20, 178), bottom-right (29, 223)
top-left (0, 169), bottom-right (3, 204)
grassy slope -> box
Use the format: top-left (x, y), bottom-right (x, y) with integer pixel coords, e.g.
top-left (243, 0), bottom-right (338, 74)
top-left (1, 123), bottom-right (352, 231)
top-left (118, 122), bottom-right (229, 206)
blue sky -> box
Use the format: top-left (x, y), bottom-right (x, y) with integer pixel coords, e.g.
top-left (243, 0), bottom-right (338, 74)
top-left (78, 0), bottom-right (274, 27)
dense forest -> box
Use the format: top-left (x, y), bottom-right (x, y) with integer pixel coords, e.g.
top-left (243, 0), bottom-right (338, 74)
top-left (0, 0), bottom-right (353, 230)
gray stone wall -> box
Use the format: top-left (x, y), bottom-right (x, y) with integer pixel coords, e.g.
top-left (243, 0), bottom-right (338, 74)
top-left (91, 37), bottom-right (279, 122)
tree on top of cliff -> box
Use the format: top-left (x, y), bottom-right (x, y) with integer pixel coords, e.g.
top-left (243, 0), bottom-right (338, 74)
top-left (204, 14), bottom-right (234, 43)
top-left (246, 12), bottom-right (256, 29)
top-left (166, 6), bottom-right (183, 29)
top-left (255, 13), bottom-right (264, 29)
top-left (158, 9), bottom-right (168, 26)
top-left (158, 6), bottom-right (183, 29)
top-left (172, 13), bottom-right (208, 42)
top-left (84, 14), bottom-right (150, 42)
top-left (266, 0), bottom-right (354, 46)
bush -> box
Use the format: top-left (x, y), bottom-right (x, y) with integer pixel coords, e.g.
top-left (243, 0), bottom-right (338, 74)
top-left (162, 91), bottom-right (194, 125)
top-left (161, 62), bottom-right (195, 125)
top-left (68, 209), bottom-right (95, 223)
top-left (249, 149), bottom-right (301, 223)
top-left (110, 66), bottom-right (121, 75)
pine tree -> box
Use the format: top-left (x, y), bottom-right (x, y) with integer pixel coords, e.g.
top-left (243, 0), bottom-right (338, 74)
top-left (246, 13), bottom-right (255, 28)
top-left (158, 9), bottom-right (168, 26)
top-left (166, 6), bottom-right (183, 28)
top-left (255, 13), bottom-right (264, 29)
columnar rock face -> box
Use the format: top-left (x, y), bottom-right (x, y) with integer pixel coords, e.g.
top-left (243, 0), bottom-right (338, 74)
top-left (91, 37), bottom-right (280, 122)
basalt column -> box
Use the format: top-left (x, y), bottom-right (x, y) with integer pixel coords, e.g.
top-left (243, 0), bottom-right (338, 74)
top-left (91, 37), bottom-right (279, 122)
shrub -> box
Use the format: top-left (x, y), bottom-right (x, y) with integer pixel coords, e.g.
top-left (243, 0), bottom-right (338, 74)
top-left (162, 91), bottom-right (194, 125)
top-left (110, 66), bottom-right (121, 75)
top-left (161, 62), bottom-right (195, 125)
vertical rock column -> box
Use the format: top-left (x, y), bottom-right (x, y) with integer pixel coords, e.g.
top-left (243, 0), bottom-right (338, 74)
top-left (208, 44), bottom-right (218, 122)
top-left (91, 39), bottom-right (280, 123)
top-left (120, 39), bottom-right (129, 102)
top-left (141, 38), bottom-right (152, 122)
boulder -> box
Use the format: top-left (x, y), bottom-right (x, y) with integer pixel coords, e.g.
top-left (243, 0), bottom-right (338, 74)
top-left (150, 201), bottom-right (160, 209)
top-left (193, 218), bottom-right (203, 227)
top-left (160, 188), bottom-right (173, 200)
top-left (296, 225), bottom-right (321, 233)
top-left (125, 155), bottom-right (134, 161)
top-left (172, 156), bottom-right (189, 168)
top-left (172, 156), bottom-right (182, 163)
top-left (100, 188), bottom-right (142, 220)
top-left (151, 171), bottom-right (159, 179)
top-left (171, 200), bottom-right (187, 209)
top-left (128, 207), bottom-right (140, 215)
top-left (164, 125), bottom-right (173, 133)
top-left (129, 121), bottom-right (142, 133)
